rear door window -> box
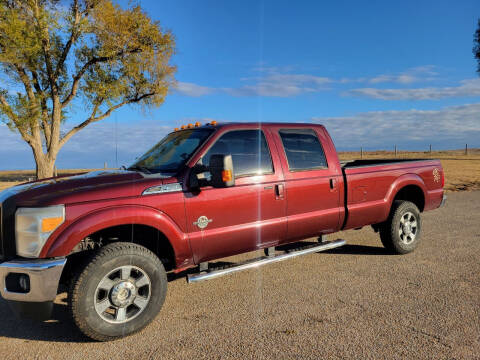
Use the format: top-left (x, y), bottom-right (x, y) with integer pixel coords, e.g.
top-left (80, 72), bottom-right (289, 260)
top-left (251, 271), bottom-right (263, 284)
top-left (279, 129), bottom-right (328, 171)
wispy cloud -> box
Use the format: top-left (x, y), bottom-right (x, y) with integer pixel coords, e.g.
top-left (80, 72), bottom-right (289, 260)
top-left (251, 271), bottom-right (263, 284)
top-left (226, 73), bottom-right (333, 97)
top-left (312, 103), bottom-right (480, 149)
top-left (174, 81), bottom-right (214, 97)
top-left (173, 65), bottom-right (443, 98)
top-left (369, 65), bottom-right (438, 84)
top-left (345, 79), bottom-right (480, 100)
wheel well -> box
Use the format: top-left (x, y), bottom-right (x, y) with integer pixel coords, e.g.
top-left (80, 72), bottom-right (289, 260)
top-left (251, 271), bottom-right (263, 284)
top-left (393, 185), bottom-right (425, 212)
top-left (68, 224), bottom-right (176, 271)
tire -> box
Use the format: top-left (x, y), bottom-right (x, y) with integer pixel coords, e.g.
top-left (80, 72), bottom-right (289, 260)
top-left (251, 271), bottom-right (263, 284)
top-left (380, 200), bottom-right (422, 254)
top-left (69, 242), bottom-right (167, 341)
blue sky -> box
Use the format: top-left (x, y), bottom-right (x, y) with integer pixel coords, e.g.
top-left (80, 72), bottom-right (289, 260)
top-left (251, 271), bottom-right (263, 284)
top-left (1, 0), bottom-right (480, 169)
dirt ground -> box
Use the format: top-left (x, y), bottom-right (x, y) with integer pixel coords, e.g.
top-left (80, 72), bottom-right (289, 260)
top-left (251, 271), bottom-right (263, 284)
top-left (0, 191), bottom-right (478, 359)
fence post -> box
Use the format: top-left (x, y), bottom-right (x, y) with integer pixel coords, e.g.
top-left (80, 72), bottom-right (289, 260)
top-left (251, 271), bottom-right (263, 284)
top-left (394, 145), bottom-right (397, 157)
top-left (429, 144), bottom-right (432, 154)
top-left (360, 147), bottom-right (363, 159)
top-left (465, 144), bottom-right (468, 155)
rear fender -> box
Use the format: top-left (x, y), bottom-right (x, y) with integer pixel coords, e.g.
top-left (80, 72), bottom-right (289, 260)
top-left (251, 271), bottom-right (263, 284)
top-left (383, 174), bottom-right (427, 219)
top-left (41, 205), bottom-right (193, 269)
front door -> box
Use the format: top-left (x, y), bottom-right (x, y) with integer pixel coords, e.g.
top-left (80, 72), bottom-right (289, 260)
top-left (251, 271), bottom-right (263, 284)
top-left (185, 128), bottom-right (287, 263)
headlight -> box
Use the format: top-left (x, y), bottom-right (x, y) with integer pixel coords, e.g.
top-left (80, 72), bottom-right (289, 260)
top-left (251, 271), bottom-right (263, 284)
top-left (15, 205), bottom-right (65, 258)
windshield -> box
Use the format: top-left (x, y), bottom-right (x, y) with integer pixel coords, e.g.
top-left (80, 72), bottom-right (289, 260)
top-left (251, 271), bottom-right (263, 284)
top-left (129, 128), bottom-right (214, 174)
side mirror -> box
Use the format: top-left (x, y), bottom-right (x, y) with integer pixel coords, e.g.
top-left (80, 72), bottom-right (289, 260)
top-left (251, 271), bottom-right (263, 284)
top-left (209, 154), bottom-right (235, 188)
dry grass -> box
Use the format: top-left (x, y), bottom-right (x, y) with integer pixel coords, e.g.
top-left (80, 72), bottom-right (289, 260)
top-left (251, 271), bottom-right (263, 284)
top-left (0, 149), bottom-right (479, 192)
top-left (0, 169), bottom-right (93, 191)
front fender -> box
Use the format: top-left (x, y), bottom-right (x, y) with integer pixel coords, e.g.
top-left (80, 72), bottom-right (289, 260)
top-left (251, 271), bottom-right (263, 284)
top-left (41, 205), bottom-right (193, 268)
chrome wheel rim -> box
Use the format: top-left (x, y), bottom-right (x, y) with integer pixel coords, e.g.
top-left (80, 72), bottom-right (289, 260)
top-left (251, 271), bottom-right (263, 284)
top-left (94, 265), bottom-right (151, 324)
top-left (398, 211), bottom-right (418, 245)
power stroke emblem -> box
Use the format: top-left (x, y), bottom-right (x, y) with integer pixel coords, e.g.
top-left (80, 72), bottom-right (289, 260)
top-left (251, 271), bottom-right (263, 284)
top-left (433, 168), bottom-right (440, 183)
top-left (194, 216), bottom-right (212, 229)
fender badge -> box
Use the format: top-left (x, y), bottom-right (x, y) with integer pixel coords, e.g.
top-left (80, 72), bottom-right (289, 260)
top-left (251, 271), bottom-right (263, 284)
top-left (194, 216), bottom-right (212, 229)
top-left (433, 168), bottom-right (440, 182)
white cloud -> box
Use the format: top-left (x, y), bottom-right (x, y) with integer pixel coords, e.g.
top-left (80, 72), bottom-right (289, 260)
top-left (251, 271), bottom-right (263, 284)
top-left (173, 65), bottom-right (442, 98)
top-left (174, 82), bottom-right (214, 97)
top-left (226, 73), bottom-right (332, 97)
top-left (369, 65), bottom-right (438, 84)
top-left (312, 103), bottom-right (480, 149)
top-left (345, 79), bottom-right (480, 100)
top-left (0, 120), bottom-right (177, 170)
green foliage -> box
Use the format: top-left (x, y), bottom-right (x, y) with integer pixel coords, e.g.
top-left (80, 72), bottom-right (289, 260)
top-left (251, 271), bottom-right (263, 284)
top-left (0, 0), bottom-right (176, 177)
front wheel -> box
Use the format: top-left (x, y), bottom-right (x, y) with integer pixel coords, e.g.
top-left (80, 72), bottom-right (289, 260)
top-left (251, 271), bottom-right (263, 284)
top-left (69, 242), bottom-right (167, 341)
top-left (380, 200), bottom-right (422, 254)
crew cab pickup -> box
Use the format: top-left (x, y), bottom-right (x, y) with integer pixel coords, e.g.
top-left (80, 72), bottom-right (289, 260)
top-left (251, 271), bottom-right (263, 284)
top-left (0, 122), bottom-right (446, 341)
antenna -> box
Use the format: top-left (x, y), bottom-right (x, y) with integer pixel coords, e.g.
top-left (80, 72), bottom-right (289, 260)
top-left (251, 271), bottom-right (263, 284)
top-left (115, 112), bottom-right (118, 168)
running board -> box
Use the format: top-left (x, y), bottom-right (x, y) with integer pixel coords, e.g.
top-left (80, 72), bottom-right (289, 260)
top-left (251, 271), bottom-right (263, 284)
top-left (187, 239), bottom-right (346, 283)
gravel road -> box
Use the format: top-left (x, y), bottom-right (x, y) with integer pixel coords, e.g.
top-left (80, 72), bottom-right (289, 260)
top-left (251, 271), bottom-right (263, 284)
top-left (0, 191), bottom-right (478, 359)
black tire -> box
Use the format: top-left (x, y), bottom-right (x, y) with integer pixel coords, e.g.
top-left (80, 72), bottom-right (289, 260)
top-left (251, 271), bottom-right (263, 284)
top-left (69, 242), bottom-right (167, 341)
top-left (380, 200), bottom-right (422, 254)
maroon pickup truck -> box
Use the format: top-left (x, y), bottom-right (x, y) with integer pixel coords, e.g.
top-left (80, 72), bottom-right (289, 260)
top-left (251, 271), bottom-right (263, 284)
top-left (0, 122), bottom-right (445, 341)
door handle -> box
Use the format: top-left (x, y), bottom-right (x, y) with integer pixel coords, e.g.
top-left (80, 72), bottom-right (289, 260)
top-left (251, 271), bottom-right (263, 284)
top-left (329, 178), bottom-right (336, 190)
top-left (275, 184), bottom-right (284, 199)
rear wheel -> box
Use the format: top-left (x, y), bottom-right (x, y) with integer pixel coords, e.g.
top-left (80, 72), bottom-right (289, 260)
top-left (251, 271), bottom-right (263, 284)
top-left (380, 200), bottom-right (422, 254)
top-left (69, 242), bottom-right (167, 341)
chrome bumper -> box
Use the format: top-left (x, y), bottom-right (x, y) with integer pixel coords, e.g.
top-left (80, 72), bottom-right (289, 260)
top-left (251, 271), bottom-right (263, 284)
top-left (439, 194), bottom-right (447, 208)
top-left (0, 258), bottom-right (66, 302)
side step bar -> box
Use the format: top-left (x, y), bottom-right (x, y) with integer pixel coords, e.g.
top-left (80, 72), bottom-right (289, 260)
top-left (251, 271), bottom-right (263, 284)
top-left (187, 239), bottom-right (346, 283)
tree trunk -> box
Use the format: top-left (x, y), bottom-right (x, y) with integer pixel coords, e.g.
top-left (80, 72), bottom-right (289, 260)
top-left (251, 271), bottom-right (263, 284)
top-left (36, 159), bottom-right (55, 179)
top-left (32, 147), bottom-right (56, 180)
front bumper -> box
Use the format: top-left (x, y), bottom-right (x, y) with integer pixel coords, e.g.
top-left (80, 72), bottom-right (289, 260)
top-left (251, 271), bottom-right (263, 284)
top-left (0, 257), bottom-right (66, 302)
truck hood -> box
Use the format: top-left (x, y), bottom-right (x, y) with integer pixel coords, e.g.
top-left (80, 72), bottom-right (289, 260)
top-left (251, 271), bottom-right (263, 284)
top-left (0, 170), bottom-right (170, 207)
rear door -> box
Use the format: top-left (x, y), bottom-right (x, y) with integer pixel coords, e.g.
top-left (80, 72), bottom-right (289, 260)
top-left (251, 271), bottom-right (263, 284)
top-left (184, 128), bottom-right (287, 263)
top-left (270, 126), bottom-right (342, 242)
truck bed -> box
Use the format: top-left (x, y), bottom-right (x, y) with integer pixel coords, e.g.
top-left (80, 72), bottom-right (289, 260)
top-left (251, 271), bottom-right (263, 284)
top-left (339, 158), bottom-right (444, 230)
top-left (340, 158), bottom-right (430, 168)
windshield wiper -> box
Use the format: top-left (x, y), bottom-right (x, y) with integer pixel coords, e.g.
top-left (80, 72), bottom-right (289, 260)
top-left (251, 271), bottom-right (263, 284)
top-left (128, 165), bottom-right (152, 174)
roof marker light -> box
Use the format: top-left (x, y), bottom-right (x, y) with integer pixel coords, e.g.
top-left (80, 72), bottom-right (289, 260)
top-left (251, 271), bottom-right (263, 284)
top-left (195, 122), bottom-right (201, 127)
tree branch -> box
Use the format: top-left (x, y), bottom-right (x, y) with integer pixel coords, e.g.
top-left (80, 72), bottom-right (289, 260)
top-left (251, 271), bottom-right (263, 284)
top-left (31, 70), bottom-right (51, 145)
top-left (61, 48), bottom-right (141, 107)
top-left (59, 92), bottom-right (154, 148)
top-left (54, 0), bottom-right (80, 79)
top-left (0, 92), bottom-right (34, 144)
top-left (32, 0), bottom-right (57, 95)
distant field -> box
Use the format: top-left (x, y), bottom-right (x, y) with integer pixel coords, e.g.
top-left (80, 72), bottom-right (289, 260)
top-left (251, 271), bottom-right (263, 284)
top-left (0, 149), bottom-right (479, 192)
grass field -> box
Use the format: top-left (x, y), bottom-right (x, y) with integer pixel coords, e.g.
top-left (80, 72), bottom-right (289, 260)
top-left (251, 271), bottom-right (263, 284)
top-left (0, 149), bottom-right (479, 192)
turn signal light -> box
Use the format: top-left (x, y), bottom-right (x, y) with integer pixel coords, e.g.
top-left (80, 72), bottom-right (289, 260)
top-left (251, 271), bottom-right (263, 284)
top-left (41, 217), bottom-right (64, 233)
top-left (222, 170), bottom-right (233, 182)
